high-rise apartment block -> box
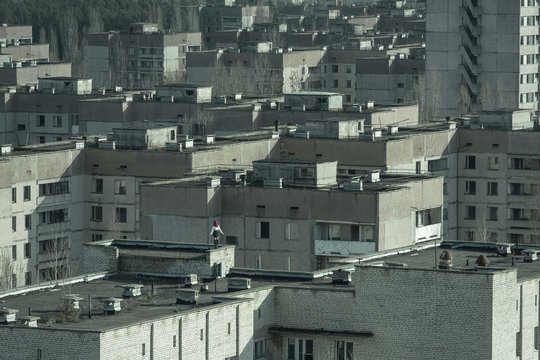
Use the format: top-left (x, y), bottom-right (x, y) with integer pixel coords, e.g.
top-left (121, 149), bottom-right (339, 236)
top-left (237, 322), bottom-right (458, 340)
top-left (426, 0), bottom-right (539, 117)
top-left (83, 23), bottom-right (202, 88)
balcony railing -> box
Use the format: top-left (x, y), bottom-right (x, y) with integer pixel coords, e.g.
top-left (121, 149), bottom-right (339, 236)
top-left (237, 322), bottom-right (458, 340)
top-left (314, 240), bottom-right (376, 256)
top-left (415, 223), bottom-right (441, 242)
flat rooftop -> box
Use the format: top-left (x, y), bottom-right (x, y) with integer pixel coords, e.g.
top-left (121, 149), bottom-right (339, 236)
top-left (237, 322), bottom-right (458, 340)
top-left (361, 241), bottom-right (540, 281)
top-left (0, 276), bottom-right (243, 331)
top-left (0, 271), bottom-right (345, 332)
top-left (145, 171), bottom-right (438, 193)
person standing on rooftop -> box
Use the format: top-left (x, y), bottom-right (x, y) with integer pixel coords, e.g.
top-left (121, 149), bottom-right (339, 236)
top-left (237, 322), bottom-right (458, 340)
top-left (210, 220), bottom-right (224, 249)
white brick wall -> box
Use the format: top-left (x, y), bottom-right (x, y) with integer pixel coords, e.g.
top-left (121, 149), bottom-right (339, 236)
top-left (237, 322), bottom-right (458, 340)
top-left (2, 265), bottom-right (540, 360)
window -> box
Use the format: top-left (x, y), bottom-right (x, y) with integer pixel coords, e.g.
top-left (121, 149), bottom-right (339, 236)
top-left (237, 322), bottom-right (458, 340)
top-left (397, 82), bottom-right (404, 88)
top-left (511, 158), bottom-right (525, 170)
top-left (91, 233), bottom-right (103, 242)
top-left (465, 230), bottom-right (475, 241)
top-left (465, 155), bottom-right (476, 169)
top-left (37, 136), bottom-right (45, 144)
top-left (488, 207), bottom-right (498, 221)
top-left (345, 65), bottom-right (352, 73)
top-left (509, 183), bottom-right (527, 195)
top-left (510, 208), bottom-right (527, 221)
top-left (256, 205), bottom-right (266, 217)
top-left (12, 216), bottom-right (16, 232)
top-left (39, 209), bottom-right (68, 224)
top-left (17, 123), bottom-right (25, 131)
top-left (443, 182), bottom-right (448, 195)
top-left (173, 335), bottom-right (177, 347)
top-left (336, 341), bottom-right (353, 360)
top-left (332, 64), bottom-right (338, 73)
top-left (116, 207), bottom-right (127, 223)
top-left (465, 181), bottom-right (476, 195)
top-left (24, 243), bottom-right (31, 258)
top-left (39, 239), bottom-right (65, 254)
top-left (23, 186), bottom-right (31, 201)
top-left (91, 206), bottom-right (103, 222)
top-left (465, 206), bottom-right (476, 220)
top-left (287, 338), bottom-right (313, 360)
top-left (297, 167), bottom-right (314, 178)
top-left (428, 158), bottom-right (448, 172)
top-left (254, 338), bottom-right (266, 359)
top-left (285, 223), bottom-right (299, 240)
top-left (346, 80), bottom-right (351, 88)
top-left (142, 344), bottom-right (145, 356)
top-left (200, 329), bottom-right (204, 341)
top-left (416, 208), bottom-right (442, 227)
top-left (333, 79), bottom-right (338, 88)
top-left (256, 255), bottom-right (262, 269)
top-left (53, 115), bottom-right (62, 128)
top-left (489, 232), bottom-right (498, 242)
top-left (225, 236), bottom-right (237, 245)
top-left (36, 115), bottom-right (45, 127)
top-left (12, 245), bottom-right (16, 261)
top-left (114, 180), bottom-right (127, 195)
top-left (25, 271), bottom-right (31, 286)
top-left (25, 214), bottom-right (31, 230)
top-left (488, 156), bottom-right (499, 170)
top-left (39, 181), bottom-right (70, 196)
top-left (91, 178), bottom-right (103, 194)
top-left (487, 182), bottom-right (498, 196)
top-left (11, 274), bottom-right (16, 288)
top-left (256, 221), bottom-right (269, 239)
top-left (37, 348), bottom-right (42, 360)
top-left (228, 322), bottom-right (231, 335)
top-left (12, 187), bottom-right (16, 203)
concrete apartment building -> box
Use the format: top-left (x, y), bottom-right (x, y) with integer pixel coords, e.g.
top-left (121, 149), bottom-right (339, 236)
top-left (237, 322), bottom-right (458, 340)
top-left (0, 240), bottom-right (538, 359)
top-left (83, 23), bottom-right (202, 88)
top-left (0, 61), bottom-right (71, 86)
top-left (425, 0), bottom-right (538, 117)
top-left (356, 55), bottom-right (424, 105)
top-left (139, 159), bottom-right (442, 271)
top-left (186, 48), bottom-right (326, 95)
top-left (0, 24), bottom-right (71, 86)
top-left (199, 5), bottom-right (271, 33)
top-left (186, 45), bottom-right (423, 101)
top-left (6, 109), bottom-right (540, 283)
top-left (0, 25), bottom-right (49, 62)
top-left (0, 77), bottom-right (92, 145)
top-left (0, 135), bottom-right (278, 287)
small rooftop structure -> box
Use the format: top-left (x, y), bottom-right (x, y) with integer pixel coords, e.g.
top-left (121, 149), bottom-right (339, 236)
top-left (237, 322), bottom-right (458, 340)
top-left (83, 239), bottom-right (235, 280)
top-left (38, 77), bottom-right (92, 95)
top-left (155, 83), bottom-right (212, 103)
top-left (252, 159), bottom-right (338, 188)
top-left (101, 298), bottom-right (123, 315)
top-left (119, 284), bottom-right (144, 298)
top-left (284, 91), bottom-right (343, 111)
top-left (0, 307), bottom-right (18, 323)
top-left (474, 109), bottom-right (534, 131)
top-left (303, 118), bottom-right (363, 139)
top-left (113, 126), bottom-right (178, 150)
top-left (128, 23), bottom-right (159, 34)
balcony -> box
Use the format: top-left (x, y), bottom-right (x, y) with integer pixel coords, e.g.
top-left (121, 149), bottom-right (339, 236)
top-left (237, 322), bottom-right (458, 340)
top-left (459, 64), bottom-right (478, 93)
top-left (37, 194), bottom-right (71, 207)
top-left (37, 221), bottom-right (71, 236)
top-left (415, 223), bottom-right (441, 242)
top-left (314, 240), bottom-right (376, 256)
